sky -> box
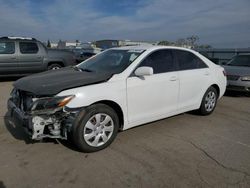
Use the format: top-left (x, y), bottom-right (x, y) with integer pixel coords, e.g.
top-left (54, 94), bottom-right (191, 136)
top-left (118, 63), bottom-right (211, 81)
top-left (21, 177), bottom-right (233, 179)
top-left (0, 0), bottom-right (249, 48)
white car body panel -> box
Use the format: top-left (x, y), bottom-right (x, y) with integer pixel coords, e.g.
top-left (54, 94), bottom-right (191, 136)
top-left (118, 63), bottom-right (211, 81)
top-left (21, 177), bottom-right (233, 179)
top-left (126, 71), bottom-right (179, 124)
top-left (178, 68), bottom-right (210, 111)
top-left (58, 46), bottom-right (227, 131)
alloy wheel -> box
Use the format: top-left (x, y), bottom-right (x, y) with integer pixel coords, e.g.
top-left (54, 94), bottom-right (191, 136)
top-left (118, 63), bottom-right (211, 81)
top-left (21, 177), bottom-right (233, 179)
top-left (83, 113), bottom-right (114, 147)
top-left (204, 91), bottom-right (216, 112)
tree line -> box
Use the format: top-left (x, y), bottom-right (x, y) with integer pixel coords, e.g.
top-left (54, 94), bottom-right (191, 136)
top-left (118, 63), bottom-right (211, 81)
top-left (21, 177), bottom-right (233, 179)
top-left (158, 35), bottom-right (212, 49)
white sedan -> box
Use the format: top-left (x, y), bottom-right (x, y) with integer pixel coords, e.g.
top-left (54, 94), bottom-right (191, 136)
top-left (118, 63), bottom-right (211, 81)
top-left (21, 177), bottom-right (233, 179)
top-left (9, 46), bottom-right (227, 152)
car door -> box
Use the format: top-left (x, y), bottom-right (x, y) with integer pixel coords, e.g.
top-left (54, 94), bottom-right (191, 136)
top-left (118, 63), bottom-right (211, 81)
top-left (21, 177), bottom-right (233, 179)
top-left (172, 50), bottom-right (210, 110)
top-left (0, 41), bottom-right (19, 75)
top-left (18, 41), bottom-right (44, 73)
top-left (126, 49), bottom-right (179, 124)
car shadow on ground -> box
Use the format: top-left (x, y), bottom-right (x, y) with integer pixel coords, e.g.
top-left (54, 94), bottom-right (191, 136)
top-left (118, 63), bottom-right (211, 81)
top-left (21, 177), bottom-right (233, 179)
top-left (57, 139), bottom-right (82, 152)
top-left (0, 181), bottom-right (6, 188)
top-left (4, 111), bottom-right (81, 152)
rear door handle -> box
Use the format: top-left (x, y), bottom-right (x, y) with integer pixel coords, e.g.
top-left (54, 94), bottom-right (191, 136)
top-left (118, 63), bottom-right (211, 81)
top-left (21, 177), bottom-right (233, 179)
top-left (170, 76), bottom-right (178, 81)
top-left (10, 57), bottom-right (17, 60)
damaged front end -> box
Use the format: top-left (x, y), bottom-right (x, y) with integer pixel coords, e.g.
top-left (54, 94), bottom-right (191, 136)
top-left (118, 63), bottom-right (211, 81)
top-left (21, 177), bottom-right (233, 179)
top-left (8, 89), bottom-right (79, 140)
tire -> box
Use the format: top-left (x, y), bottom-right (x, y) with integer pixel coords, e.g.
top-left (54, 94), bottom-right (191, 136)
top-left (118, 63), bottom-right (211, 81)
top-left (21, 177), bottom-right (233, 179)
top-left (48, 63), bottom-right (62, 70)
top-left (198, 86), bottom-right (218, 115)
top-left (72, 104), bottom-right (119, 152)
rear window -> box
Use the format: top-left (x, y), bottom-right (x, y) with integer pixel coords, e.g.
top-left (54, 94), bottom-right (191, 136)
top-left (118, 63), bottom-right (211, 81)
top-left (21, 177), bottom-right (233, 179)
top-left (0, 42), bottom-right (15, 54)
top-left (20, 42), bottom-right (39, 54)
top-left (174, 50), bottom-right (208, 70)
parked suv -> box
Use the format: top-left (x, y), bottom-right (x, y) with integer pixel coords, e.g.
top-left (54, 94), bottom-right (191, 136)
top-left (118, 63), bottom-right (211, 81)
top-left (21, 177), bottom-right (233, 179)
top-left (0, 37), bottom-right (76, 76)
top-left (8, 46), bottom-right (226, 152)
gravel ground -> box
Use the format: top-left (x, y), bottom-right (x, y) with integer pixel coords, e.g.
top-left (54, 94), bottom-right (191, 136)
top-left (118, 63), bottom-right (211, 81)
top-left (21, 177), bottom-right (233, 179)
top-left (0, 80), bottom-right (250, 188)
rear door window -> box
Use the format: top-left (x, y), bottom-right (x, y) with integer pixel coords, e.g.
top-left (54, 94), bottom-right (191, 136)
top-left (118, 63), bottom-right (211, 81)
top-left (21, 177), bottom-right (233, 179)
top-left (20, 42), bottom-right (39, 54)
top-left (174, 50), bottom-right (208, 70)
top-left (0, 42), bottom-right (15, 54)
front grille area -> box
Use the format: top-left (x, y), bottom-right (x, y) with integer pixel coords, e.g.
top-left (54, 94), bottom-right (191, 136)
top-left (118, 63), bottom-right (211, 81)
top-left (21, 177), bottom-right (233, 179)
top-left (227, 75), bottom-right (240, 81)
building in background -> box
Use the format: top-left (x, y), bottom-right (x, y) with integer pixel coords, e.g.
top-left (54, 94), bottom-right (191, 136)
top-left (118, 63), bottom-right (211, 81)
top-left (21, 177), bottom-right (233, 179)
top-left (57, 40), bottom-right (81, 49)
top-left (94, 39), bottom-right (156, 50)
top-left (119, 40), bottom-right (156, 47)
top-left (43, 38), bottom-right (250, 66)
top-left (46, 39), bottom-right (250, 65)
top-left (94, 40), bottom-right (119, 49)
top-left (50, 42), bottom-right (58, 48)
top-left (78, 42), bottom-right (102, 54)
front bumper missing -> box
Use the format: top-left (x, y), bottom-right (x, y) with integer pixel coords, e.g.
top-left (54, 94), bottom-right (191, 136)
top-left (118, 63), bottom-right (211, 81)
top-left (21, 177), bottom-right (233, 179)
top-left (7, 98), bottom-right (78, 140)
top-left (8, 99), bottom-right (32, 135)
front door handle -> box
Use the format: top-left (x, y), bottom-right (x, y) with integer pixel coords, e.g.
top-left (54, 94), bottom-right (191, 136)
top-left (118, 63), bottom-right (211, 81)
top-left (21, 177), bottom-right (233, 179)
top-left (170, 76), bottom-right (178, 81)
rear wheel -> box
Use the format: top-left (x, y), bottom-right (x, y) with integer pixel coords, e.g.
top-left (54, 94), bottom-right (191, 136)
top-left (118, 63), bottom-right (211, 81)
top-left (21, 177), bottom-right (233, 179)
top-left (72, 104), bottom-right (119, 152)
top-left (48, 63), bottom-right (62, 70)
top-left (198, 86), bottom-right (218, 115)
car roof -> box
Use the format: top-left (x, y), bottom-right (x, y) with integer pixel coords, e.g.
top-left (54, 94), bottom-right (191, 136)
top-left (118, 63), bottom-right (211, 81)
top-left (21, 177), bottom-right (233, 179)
top-left (111, 45), bottom-right (195, 52)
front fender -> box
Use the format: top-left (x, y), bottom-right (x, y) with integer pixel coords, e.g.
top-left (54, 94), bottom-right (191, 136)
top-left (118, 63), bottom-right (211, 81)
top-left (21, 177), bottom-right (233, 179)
top-left (57, 81), bottom-right (127, 114)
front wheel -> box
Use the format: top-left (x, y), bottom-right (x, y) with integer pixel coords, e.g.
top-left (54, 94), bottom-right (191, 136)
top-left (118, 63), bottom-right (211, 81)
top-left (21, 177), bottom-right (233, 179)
top-left (198, 87), bottom-right (218, 115)
top-left (72, 104), bottom-right (119, 152)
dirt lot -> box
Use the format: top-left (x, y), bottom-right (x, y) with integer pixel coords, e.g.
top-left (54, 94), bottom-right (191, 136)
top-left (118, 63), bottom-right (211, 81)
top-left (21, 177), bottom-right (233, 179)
top-left (0, 80), bottom-right (250, 188)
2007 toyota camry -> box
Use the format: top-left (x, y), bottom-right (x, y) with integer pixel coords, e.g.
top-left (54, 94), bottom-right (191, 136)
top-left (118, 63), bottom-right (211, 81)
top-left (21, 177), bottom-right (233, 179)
top-left (8, 46), bottom-right (227, 152)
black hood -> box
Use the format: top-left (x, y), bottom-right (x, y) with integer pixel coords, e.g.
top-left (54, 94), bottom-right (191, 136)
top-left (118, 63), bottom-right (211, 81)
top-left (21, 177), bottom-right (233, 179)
top-left (13, 67), bottom-right (112, 96)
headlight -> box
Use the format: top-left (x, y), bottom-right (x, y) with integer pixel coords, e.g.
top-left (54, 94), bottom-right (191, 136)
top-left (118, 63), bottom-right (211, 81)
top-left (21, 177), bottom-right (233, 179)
top-left (241, 76), bottom-right (250, 81)
top-left (31, 95), bottom-right (75, 111)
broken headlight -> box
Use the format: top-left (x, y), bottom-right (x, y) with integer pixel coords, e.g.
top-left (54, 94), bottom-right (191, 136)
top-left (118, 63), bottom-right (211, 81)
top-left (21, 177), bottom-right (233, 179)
top-left (31, 95), bottom-right (75, 112)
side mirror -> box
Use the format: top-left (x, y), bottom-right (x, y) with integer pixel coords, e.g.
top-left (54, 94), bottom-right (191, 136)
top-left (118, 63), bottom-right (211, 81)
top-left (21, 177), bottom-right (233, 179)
top-left (134, 66), bottom-right (153, 77)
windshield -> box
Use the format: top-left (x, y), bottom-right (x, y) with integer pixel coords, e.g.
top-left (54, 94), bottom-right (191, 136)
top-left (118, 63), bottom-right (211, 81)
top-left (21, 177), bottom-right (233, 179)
top-left (77, 49), bottom-right (144, 74)
top-left (227, 55), bottom-right (250, 67)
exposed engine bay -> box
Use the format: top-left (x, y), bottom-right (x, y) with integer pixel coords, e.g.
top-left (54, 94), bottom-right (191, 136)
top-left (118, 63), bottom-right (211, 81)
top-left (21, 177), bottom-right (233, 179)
top-left (8, 88), bottom-right (79, 140)
top-left (7, 66), bottom-right (113, 140)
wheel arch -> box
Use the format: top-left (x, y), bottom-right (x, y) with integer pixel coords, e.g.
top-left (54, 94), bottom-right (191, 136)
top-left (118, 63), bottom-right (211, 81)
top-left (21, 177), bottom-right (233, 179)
top-left (210, 84), bottom-right (220, 97)
top-left (199, 83), bottom-right (220, 108)
top-left (92, 100), bottom-right (124, 130)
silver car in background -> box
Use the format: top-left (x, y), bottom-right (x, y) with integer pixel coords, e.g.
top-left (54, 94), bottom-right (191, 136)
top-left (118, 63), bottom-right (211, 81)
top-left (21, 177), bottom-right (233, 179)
top-left (223, 54), bottom-right (250, 92)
